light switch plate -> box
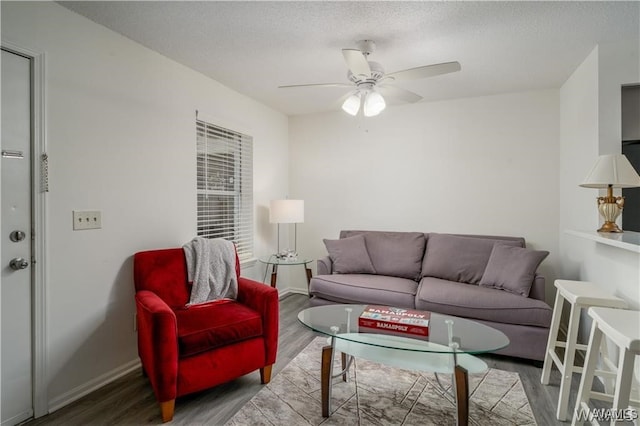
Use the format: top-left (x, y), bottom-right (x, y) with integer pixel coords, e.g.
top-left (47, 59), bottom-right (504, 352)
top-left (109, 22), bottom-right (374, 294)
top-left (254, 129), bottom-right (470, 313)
top-left (72, 210), bottom-right (102, 230)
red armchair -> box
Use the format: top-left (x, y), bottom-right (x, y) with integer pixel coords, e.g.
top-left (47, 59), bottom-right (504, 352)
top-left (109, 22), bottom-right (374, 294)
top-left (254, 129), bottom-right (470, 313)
top-left (133, 248), bottom-right (279, 422)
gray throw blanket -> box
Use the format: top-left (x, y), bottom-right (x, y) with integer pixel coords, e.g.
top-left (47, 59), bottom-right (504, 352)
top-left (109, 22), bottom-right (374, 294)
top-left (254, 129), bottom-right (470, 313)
top-left (183, 237), bottom-right (238, 305)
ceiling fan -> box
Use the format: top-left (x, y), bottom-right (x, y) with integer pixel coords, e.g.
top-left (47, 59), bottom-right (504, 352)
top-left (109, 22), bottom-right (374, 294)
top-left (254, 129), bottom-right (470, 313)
top-left (279, 40), bottom-right (461, 117)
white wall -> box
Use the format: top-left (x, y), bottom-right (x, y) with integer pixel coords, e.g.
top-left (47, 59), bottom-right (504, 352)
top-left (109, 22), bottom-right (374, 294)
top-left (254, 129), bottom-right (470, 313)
top-left (559, 41), bottom-right (640, 306)
top-left (1, 1), bottom-right (288, 411)
top-left (290, 89), bottom-right (561, 300)
top-left (559, 48), bottom-right (600, 252)
top-left (559, 42), bottom-right (640, 390)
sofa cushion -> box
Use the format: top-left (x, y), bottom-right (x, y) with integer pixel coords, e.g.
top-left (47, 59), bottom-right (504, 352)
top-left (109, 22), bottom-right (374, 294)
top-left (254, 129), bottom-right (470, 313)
top-left (421, 234), bottom-right (522, 284)
top-left (479, 244), bottom-right (549, 297)
top-left (415, 277), bottom-right (552, 327)
top-left (323, 235), bottom-right (376, 274)
top-left (340, 231), bottom-right (426, 280)
top-left (309, 274), bottom-right (418, 308)
top-left (175, 300), bottom-right (263, 357)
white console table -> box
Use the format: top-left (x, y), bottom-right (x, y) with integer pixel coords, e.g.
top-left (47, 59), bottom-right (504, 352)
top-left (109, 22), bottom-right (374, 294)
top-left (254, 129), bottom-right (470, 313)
top-left (565, 230), bottom-right (640, 253)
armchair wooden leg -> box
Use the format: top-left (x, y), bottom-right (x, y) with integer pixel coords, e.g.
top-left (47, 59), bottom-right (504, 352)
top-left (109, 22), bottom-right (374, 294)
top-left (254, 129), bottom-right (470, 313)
top-left (260, 364), bottom-right (273, 384)
top-left (160, 400), bottom-right (175, 423)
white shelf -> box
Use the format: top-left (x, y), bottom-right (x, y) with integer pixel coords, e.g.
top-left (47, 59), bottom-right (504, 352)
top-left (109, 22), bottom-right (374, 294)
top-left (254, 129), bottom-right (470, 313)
top-left (565, 229), bottom-right (640, 253)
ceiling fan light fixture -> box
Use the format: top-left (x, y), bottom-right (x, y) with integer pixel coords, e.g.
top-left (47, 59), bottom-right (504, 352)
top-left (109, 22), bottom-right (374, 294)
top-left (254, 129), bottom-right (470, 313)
top-left (363, 90), bottom-right (386, 117)
top-left (279, 39), bottom-right (459, 117)
top-left (342, 92), bottom-right (361, 116)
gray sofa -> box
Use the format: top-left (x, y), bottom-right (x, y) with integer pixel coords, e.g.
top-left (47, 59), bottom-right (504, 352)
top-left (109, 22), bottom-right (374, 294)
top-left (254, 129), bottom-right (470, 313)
top-left (309, 230), bottom-right (552, 361)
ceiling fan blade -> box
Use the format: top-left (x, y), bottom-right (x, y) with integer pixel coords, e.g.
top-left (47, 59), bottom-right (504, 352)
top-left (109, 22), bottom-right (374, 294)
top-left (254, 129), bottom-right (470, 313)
top-left (278, 83), bottom-right (353, 89)
top-left (342, 49), bottom-right (371, 78)
top-left (378, 85), bottom-right (423, 103)
top-left (387, 61), bottom-right (461, 81)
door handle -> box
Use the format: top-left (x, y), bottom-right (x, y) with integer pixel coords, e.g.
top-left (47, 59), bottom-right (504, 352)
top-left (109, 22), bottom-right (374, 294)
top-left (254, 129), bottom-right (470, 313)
top-left (9, 257), bottom-right (29, 270)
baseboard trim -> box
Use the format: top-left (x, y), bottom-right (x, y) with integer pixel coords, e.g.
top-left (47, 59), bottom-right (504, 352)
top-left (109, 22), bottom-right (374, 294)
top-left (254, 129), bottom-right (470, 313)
top-left (48, 359), bottom-right (141, 414)
top-left (278, 288), bottom-right (309, 299)
top-left (1, 409), bottom-right (33, 426)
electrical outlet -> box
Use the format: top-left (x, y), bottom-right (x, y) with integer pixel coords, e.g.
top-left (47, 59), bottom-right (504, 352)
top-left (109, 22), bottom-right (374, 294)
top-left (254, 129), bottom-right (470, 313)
top-left (72, 210), bottom-right (102, 230)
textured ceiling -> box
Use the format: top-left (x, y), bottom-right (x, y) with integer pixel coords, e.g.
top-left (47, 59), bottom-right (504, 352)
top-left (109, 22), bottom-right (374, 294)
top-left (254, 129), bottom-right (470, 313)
top-left (59, 1), bottom-right (639, 116)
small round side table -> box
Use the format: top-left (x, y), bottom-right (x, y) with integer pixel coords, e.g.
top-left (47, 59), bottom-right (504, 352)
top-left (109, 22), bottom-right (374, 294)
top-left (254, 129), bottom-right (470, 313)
top-left (258, 256), bottom-right (313, 289)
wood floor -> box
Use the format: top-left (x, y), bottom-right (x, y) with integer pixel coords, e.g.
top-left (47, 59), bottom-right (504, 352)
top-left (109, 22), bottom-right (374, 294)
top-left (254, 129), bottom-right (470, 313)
top-left (25, 294), bottom-right (581, 425)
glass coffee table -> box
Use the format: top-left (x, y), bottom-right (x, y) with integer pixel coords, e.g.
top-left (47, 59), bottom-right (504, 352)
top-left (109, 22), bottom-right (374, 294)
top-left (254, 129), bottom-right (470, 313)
top-left (298, 304), bottom-right (509, 426)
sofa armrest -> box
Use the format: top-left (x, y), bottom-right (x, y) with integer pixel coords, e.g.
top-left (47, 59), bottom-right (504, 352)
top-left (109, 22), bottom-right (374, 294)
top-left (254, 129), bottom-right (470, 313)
top-left (529, 274), bottom-right (546, 301)
top-left (317, 256), bottom-right (332, 275)
top-left (236, 277), bottom-right (279, 365)
top-left (135, 290), bottom-right (178, 402)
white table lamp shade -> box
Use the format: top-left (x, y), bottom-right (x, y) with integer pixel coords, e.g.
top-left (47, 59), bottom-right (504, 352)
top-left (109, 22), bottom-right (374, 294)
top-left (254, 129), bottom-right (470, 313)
top-left (270, 199), bottom-right (304, 223)
top-left (580, 154), bottom-right (640, 189)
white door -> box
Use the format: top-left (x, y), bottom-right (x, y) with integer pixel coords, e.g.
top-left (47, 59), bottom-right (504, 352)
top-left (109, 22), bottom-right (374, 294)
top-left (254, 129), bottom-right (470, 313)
top-left (1, 48), bottom-right (34, 425)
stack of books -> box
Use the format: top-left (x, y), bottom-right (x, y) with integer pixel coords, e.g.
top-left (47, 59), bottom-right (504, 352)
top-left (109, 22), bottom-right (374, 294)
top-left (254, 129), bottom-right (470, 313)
top-left (358, 305), bottom-right (430, 339)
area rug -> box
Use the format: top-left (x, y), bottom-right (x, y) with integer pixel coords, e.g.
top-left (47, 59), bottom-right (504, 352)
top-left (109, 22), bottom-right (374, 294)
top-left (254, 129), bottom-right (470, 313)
top-left (226, 337), bottom-right (537, 425)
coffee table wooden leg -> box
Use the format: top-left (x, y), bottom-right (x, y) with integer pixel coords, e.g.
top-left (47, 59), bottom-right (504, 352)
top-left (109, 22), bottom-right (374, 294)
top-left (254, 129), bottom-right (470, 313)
top-left (270, 264), bottom-right (278, 288)
top-left (454, 364), bottom-right (469, 426)
top-left (305, 267), bottom-right (313, 297)
top-left (321, 345), bottom-right (333, 417)
top-left (305, 267), bottom-right (312, 286)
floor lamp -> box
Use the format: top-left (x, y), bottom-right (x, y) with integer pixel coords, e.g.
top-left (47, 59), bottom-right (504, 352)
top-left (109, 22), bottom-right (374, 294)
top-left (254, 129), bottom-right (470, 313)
top-left (269, 199), bottom-right (304, 258)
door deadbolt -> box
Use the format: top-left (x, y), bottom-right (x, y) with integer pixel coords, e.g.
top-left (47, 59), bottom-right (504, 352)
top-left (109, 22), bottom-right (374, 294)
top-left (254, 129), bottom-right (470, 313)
top-left (9, 230), bottom-right (26, 242)
top-left (9, 258), bottom-right (29, 270)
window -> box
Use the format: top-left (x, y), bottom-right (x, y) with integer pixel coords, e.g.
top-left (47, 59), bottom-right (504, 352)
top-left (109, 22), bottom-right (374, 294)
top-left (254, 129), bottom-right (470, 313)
top-left (196, 119), bottom-right (253, 262)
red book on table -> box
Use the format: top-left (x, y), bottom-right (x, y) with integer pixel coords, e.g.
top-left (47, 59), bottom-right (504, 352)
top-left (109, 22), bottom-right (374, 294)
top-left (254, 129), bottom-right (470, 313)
top-left (358, 305), bottom-right (430, 338)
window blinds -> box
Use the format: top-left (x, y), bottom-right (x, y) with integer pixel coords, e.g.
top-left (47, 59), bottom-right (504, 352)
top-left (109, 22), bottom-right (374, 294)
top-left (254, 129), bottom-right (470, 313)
top-left (196, 119), bottom-right (253, 262)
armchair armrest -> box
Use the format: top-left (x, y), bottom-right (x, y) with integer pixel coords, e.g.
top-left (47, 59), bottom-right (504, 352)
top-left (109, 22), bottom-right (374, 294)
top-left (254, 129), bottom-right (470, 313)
top-left (529, 274), bottom-right (546, 302)
top-left (237, 277), bottom-right (279, 364)
top-left (135, 290), bottom-right (178, 402)
top-left (317, 256), bottom-right (332, 275)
